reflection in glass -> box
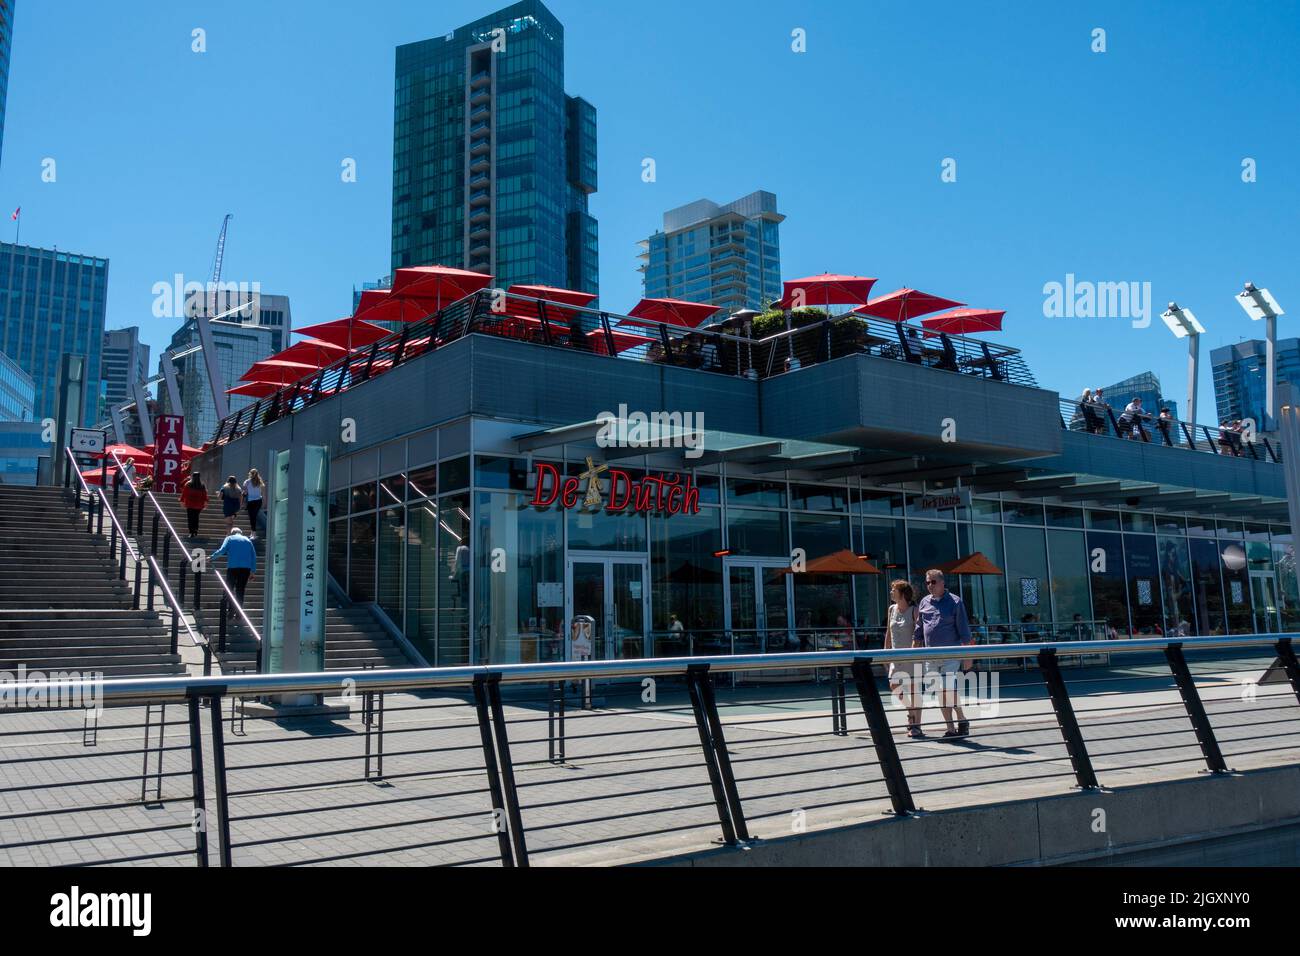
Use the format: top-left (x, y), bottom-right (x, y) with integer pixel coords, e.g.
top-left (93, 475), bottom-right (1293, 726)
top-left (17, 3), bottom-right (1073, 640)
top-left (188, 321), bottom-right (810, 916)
top-left (1123, 534), bottom-right (1162, 634)
top-left (438, 493), bottom-right (472, 664)
top-left (348, 513), bottom-right (376, 602)
top-left (474, 492), bottom-right (564, 663)
top-left (1157, 535), bottom-right (1195, 636)
top-left (1087, 531), bottom-right (1128, 636)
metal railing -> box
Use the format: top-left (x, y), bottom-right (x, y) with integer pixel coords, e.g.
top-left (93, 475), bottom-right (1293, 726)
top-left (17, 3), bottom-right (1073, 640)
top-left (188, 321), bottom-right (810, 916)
top-left (1059, 397), bottom-right (1281, 463)
top-left (143, 489), bottom-right (263, 671)
top-left (2, 632), bottom-right (1297, 867)
top-left (210, 290), bottom-right (1037, 446)
top-left (62, 447), bottom-right (211, 673)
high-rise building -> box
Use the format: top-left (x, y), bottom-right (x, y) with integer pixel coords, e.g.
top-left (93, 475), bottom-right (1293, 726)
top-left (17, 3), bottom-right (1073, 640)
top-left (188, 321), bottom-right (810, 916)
top-left (0, 346), bottom-right (42, 484)
top-left (1212, 338), bottom-right (1300, 428)
top-left (1098, 370), bottom-right (1177, 422)
top-left (0, 242), bottom-right (109, 428)
top-left (392, 0), bottom-right (598, 295)
top-left (100, 327), bottom-right (150, 439)
top-left (0, 0), bottom-right (14, 168)
top-left (638, 191), bottom-right (783, 313)
top-left (159, 291), bottom-right (291, 443)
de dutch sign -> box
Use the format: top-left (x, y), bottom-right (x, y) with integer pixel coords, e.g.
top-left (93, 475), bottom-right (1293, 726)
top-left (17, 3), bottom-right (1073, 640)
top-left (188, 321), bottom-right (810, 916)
top-left (529, 460), bottom-right (700, 515)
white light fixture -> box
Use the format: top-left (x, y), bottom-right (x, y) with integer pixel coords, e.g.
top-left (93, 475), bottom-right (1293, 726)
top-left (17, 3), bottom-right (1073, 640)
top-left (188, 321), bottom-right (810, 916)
top-left (1161, 302), bottom-right (1205, 427)
top-left (1236, 282), bottom-right (1286, 430)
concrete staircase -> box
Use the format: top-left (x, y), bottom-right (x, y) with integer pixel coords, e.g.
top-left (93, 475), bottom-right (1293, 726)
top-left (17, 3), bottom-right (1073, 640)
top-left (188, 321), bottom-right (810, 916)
top-left (0, 484), bottom-right (185, 678)
top-left (149, 492), bottom-right (412, 671)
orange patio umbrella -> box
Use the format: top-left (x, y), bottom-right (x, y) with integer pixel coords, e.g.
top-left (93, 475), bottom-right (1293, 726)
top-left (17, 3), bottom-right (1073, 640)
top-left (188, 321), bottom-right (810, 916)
top-left (777, 549), bottom-right (880, 575)
top-left (936, 552), bottom-right (1004, 575)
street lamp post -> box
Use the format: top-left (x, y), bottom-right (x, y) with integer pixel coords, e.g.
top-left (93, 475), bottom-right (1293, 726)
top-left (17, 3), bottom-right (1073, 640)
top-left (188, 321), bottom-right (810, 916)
top-left (1161, 302), bottom-right (1206, 428)
top-left (1235, 282), bottom-right (1286, 432)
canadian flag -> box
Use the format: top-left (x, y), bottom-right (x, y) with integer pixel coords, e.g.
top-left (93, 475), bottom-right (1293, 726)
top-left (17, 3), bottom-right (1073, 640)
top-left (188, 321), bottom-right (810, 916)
top-left (10, 207), bottom-right (18, 221)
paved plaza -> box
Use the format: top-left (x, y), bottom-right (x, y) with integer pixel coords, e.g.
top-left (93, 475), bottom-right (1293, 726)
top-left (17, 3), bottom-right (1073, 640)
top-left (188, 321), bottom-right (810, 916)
top-left (1, 652), bottom-right (1298, 867)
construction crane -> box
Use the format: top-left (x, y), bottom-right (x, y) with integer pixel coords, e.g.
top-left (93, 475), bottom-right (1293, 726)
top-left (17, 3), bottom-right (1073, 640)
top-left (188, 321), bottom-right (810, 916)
top-left (210, 213), bottom-right (232, 285)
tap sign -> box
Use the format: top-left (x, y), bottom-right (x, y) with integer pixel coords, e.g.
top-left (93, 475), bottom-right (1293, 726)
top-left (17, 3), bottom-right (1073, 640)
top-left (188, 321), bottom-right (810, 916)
top-left (153, 415), bottom-right (185, 493)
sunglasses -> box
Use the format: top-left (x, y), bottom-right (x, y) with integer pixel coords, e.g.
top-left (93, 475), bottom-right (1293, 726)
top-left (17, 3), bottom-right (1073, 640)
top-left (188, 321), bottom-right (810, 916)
top-left (925, 579), bottom-right (941, 585)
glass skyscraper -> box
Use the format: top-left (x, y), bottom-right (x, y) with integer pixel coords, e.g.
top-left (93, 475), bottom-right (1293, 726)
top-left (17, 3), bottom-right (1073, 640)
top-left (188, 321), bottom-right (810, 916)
top-left (1212, 338), bottom-right (1300, 428)
top-left (1098, 370), bottom-right (1178, 421)
top-left (392, 0), bottom-right (598, 295)
top-left (639, 191), bottom-right (783, 313)
top-left (0, 347), bottom-right (41, 484)
top-left (0, 0), bottom-right (14, 167)
top-left (0, 242), bottom-right (108, 428)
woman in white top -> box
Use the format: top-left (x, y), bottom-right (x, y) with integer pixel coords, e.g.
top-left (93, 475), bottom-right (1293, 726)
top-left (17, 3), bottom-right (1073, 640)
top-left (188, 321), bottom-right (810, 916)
top-left (242, 469), bottom-right (265, 540)
top-left (885, 579), bottom-right (924, 738)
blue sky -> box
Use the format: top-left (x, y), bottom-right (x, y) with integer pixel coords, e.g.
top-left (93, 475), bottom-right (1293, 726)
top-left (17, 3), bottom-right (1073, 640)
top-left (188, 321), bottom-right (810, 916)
top-left (3, 0), bottom-right (1297, 421)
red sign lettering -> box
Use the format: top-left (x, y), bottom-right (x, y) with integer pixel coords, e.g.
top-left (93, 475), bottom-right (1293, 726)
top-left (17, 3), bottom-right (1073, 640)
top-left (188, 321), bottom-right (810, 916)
top-left (528, 463), bottom-right (700, 516)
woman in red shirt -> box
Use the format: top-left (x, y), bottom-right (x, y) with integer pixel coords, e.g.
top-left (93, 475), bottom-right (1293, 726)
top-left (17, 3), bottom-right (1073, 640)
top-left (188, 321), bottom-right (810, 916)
top-left (179, 472), bottom-right (209, 538)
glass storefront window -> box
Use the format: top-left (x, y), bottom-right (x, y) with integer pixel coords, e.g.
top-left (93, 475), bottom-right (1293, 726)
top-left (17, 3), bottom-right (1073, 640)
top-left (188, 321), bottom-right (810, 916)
top-left (1157, 535), bottom-right (1195, 636)
top-left (475, 455), bottom-right (530, 490)
top-left (791, 513), bottom-right (850, 562)
top-left (474, 492), bottom-right (563, 664)
top-left (1004, 502), bottom-right (1045, 525)
top-left (906, 520), bottom-right (956, 593)
top-left (404, 497), bottom-right (440, 663)
top-left (1123, 534), bottom-right (1162, 634)
top-left (378, 474), bottom-right (405, 508)
top-left (351, 481), bottom-right (377, 514)
top-left (441, 455), bottom-right (470, 492)
top-left (1087, 530), bottom-right (1128, 636)
top-left (1122, 512), bottom-right (1155, 534)
top-left (1086, 510), bottom-right (1121, 532)
top-left (438, 493), bottom-right (472, 664)
top-left (1005, 526), bottom-right (1049, 626)
top-left (1272, 534), bottom-right (1298, 629)
top-left (859, 489), bottom-right (905, 517)
top-left (692, 473), bottom-right (720, 505)
top-left (1217, 521), bottom-right (1245, 539)
top-left (348, 513), bottom-right (376, 602)
top-left (1220, 539), bottom-right (1252, 633)
top-left (406, 463), bottom-right (437, 501)
top-left (790, 483), bottom-right (849, 512)
top-left (965, 523), bottom-right (1008, 626)
top-left (727, 507), bottom-right (788, 557)
top-left (971, 498), bottom-right (1001, 522)
top-left (377, 506), bottom-right (405, 623)
top-left (1189, 536), bottom-right (1226, 634)
top-left (1047, 529), bottom-right (1090, 627)
top-left (1045, 506), bottom-right (1084, 529)
top-left (1186, 515), bottom-right (1216, 537)
top-left (329, 489), bottom-right (348, 520)
top-left (567, 504), bottom-right (648, 551)
top-left (1156, 515), bottom-right (1186, 535)
top-left (726, 478), bottom-right (786, 509)
top-left (650, 508), bottom-right (723, 643)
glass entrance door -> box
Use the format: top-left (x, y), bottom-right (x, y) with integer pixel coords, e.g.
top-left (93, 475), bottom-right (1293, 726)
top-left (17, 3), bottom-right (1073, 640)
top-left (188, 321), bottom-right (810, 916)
top-left (567, 556), bottom-right (650, 659)
top-left (724, 559), bottom-right (793, 654)
top-left (1250, 572), bottom-right (1280, 633)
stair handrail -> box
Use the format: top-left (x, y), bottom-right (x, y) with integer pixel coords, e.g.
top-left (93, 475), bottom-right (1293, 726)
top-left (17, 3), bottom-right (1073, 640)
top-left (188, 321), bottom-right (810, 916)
top-left (144, 489), bottom-right (263, 670)
top-left (106, 448), bottom-right (145, 537)
top-left (145, 553), bottom-right (211, 674)
top-left (62, 445), bottom-right (212, 671)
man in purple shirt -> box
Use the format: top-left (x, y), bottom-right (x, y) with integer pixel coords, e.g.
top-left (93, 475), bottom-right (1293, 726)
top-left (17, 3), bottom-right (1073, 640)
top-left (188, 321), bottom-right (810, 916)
top-left (916, 569), bottom-right (974, 738)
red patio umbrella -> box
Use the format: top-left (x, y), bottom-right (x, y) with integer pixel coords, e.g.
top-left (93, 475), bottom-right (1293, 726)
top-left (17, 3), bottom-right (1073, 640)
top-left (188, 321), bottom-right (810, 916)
top-left (625, 297), bottom-right (720, 329)
top-left (240, 359), bottom-right (318, 385)
top-left (854, 288), bottom-right (965, 323)
top-left (93, 443), bottom-right (152, 463)
top-left (390, 265), bottom-right (494, 310)
top-left (144, 441), bottom-right (202, 460)
top-left (293, 317), bottom-right (392, 349)
top-left (226, 381), bottom-right (281, 398)
top-left (777, 274), bottom-right (877, 311)
top-left (353, 288), bottom-right (441, 325)
top-left (921, 308), bottom-right (1006, 336)
top-left (505, 284), bottom-right (597, 325)
top-left (271, 337), bottom-right (348, 367)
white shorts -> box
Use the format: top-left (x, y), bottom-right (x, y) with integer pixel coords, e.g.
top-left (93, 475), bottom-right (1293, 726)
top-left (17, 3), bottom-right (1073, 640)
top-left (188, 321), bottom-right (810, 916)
top-left (925, 658), bottom-right (963, 691)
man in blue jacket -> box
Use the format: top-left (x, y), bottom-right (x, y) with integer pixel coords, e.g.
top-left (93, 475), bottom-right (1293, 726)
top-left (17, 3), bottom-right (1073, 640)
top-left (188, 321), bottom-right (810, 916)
top-left (211, 526), bottom-right (257, 603)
